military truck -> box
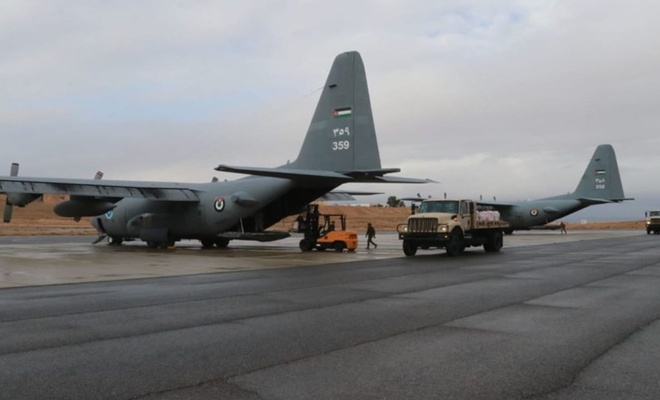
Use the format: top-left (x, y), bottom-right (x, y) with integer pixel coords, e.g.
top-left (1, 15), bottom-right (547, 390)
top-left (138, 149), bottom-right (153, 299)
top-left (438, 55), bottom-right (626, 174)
top-left (645, 211), bottom-right (660, 234)
top-left (397, 199), bottom-right (509, 257)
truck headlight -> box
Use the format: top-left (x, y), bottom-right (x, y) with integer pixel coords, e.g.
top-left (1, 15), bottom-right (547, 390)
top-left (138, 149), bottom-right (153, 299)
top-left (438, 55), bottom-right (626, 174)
top-left (397, 224), bottom-right (408, 233)
top-left (439, 225), bottom-right (448, 233)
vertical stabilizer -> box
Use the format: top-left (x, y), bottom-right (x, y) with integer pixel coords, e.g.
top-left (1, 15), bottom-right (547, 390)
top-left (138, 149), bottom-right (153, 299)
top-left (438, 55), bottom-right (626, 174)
top-left (572, 144), bottom-right (626, 201)
top-left (290, 51), bottom-right (382, 172)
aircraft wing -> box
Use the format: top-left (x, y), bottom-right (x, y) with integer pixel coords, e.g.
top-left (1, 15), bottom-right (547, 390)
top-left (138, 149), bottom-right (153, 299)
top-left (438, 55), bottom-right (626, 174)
top-left (215, 165), bottom-right (433, 184)
top-left (0, 176), bottom-right (200, 202)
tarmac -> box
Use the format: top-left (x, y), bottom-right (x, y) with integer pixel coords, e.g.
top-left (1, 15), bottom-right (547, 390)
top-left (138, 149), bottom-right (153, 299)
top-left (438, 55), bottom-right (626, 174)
top-left (0, 230), bottom-right (642, 288)
top-left (1, 230), bottom-right (660, 400)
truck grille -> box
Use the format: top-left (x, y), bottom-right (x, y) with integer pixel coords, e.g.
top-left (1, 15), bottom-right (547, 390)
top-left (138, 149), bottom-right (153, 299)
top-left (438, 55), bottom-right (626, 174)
top-left (408, 218), bottom-right (438, 233)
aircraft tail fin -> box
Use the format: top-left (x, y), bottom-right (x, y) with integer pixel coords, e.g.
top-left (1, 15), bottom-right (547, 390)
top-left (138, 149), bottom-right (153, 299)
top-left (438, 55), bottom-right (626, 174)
top-left (570, 144), bottom-right (628, 202)
top-left (290, 51), bottom-right (382, 172)
top-left (216, 51), bottom-right (431, 184)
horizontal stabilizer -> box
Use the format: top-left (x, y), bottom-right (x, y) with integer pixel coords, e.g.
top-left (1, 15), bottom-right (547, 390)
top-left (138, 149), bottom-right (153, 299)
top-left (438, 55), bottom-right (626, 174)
top-left (318, 190), bottom-right (383, 201)
top-left (375, 176), bottom-right (436, 184)
top-left (215, 165), bottom-right (351, 181)
top-left (577, 197), bottom-right (618, 205)
top-left (215, 165), bottom-right (433, 184)
top-left (344, 168), bottom-right (401, 177)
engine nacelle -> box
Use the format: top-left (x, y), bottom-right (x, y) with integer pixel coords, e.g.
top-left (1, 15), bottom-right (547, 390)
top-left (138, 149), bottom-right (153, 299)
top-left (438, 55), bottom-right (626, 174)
top-left (54, 199), bottom-right (116, 218)
top-left (6, 193), bottom-right (41, 207)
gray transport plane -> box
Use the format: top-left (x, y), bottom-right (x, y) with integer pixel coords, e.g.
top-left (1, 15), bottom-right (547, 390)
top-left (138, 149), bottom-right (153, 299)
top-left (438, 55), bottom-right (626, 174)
top-left (0, 51), bottom-right (428, 248)
top-left (481, 144), bottom-right (633, 233)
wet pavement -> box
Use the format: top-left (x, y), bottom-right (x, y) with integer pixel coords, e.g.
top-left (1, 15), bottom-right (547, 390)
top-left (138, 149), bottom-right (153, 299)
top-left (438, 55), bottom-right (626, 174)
top-left (0, 230), bottom-right (642, 287)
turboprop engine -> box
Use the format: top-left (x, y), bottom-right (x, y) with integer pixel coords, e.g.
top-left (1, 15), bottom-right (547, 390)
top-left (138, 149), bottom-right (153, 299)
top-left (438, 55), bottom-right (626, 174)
top-left (53, 198), bottom-right (116, 218)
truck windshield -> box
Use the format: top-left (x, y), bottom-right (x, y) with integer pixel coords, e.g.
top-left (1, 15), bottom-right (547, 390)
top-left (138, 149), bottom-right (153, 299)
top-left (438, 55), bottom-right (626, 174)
top-left (418, 201), bottom-right (459, 214)
top-left (650, 211), bottom-right (660, 217)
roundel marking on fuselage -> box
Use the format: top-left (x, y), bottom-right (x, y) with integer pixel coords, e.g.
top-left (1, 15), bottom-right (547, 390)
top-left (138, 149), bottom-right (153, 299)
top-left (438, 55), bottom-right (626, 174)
top-left (105, 210), bottom-right (114, 219)
top-left (214, 197), bottom-right (225, 212)
top-left (530, 208), bottom-right (539, 217)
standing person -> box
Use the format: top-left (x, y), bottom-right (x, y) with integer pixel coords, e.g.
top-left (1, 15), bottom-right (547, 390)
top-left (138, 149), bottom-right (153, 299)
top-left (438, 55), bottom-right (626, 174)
top-left (559, 221), bottom-right (567, 234)
top-left (366, 222), bottom-right (377, 249)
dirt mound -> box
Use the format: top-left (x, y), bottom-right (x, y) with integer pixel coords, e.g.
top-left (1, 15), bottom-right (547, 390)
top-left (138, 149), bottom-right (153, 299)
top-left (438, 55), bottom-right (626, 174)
top-left (0, 196), bottom-right (644, 236)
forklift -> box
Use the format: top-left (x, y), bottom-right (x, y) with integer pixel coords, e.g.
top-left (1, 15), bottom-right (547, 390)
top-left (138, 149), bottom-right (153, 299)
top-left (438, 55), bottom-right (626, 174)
top-left (297, 204), bottom-right (358, 252)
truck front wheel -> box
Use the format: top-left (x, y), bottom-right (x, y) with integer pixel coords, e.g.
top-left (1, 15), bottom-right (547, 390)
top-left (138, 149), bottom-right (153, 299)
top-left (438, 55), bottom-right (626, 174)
top-left (446, 231), bottom-right (465, 257)
top-left (403, 240), bottom-right (417, 256)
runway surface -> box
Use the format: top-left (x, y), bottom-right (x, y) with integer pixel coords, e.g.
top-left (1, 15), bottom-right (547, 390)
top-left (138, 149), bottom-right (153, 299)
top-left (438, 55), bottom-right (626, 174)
top-left (1, 232), bottom-right (659, 399)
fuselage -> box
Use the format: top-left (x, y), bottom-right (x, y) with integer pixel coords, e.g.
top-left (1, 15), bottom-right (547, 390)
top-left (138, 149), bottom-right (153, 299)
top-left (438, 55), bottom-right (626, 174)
top-left (90, 176), bottom-right (331, 241)
top-left (500, 198), bottom-right (586, 230)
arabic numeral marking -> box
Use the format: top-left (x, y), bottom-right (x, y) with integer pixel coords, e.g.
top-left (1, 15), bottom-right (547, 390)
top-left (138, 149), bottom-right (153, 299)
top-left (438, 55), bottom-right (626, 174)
top-left (332, 141), bottom-right (350, 151)
top-left (332, 127), bottom-right (351, 137)
top-left (595, 184), bottom-right (606, 190)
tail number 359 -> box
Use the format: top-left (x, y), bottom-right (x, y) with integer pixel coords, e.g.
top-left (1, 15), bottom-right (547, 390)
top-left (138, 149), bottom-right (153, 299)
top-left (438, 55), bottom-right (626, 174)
top-left (332, 141), bottom-right (350, 151)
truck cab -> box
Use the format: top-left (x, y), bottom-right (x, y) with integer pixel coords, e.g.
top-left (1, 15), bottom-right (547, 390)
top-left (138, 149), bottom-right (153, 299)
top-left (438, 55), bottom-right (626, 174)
top-left (397, 199), bottom-right (509, 257)
top-left (645, 211), bottom-right (660, 234)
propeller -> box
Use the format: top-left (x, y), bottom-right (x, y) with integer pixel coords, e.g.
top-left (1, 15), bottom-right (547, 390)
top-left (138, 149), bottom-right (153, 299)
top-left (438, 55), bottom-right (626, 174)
top-left (74, 170), bottom-right (104, 222)
top-left (3, 163), bottom-right (19, 223)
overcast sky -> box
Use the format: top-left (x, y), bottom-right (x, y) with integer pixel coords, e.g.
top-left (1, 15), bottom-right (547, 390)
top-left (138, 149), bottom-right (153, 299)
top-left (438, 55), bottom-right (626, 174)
top-left (2, 1), bottom-right (658, 220)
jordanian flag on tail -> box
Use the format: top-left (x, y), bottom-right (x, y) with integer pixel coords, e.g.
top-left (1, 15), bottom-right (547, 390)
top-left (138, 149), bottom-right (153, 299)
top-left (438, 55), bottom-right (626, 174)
top-left (333, 107), bottom-right (352, 118)
top-left (595, 169), bottom-right (606, 175)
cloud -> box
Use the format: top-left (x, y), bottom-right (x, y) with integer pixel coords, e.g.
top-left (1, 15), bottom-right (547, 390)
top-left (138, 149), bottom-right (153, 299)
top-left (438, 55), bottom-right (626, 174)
top-left (1, 0), bottom-right (657, 219)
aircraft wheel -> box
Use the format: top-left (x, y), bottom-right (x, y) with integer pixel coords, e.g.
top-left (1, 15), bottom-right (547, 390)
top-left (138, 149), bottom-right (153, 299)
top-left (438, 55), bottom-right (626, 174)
top-left (299, 239), bottom-right (313, 252)
top-left (403, 240), bottom-right (417, 256)
top-left (200, 239), bottom-right (215, 249)
top-left (215, 238), bottom-right (230, 248)
top-left (333, 241), bottom-right (345, 252)
top-left (108, 236), bottom-right (123, 246)
top-left (446, 230), bottom-right (464, 257)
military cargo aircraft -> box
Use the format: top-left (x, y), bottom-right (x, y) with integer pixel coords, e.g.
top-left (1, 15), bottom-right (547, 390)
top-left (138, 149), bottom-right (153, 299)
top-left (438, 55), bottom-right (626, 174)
top-left (482, 144), bottom-right (632, 233)
top-left (405, 144), bottom-right (631, 233)
top-left (0, 51), bottom-right (429, 248)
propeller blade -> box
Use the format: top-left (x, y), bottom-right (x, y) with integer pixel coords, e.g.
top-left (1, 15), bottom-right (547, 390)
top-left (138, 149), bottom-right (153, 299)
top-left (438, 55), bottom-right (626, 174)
top-left (4, 163), bottom-right (18, 223)
top-left (3, 201), bottom-right (13, 223)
